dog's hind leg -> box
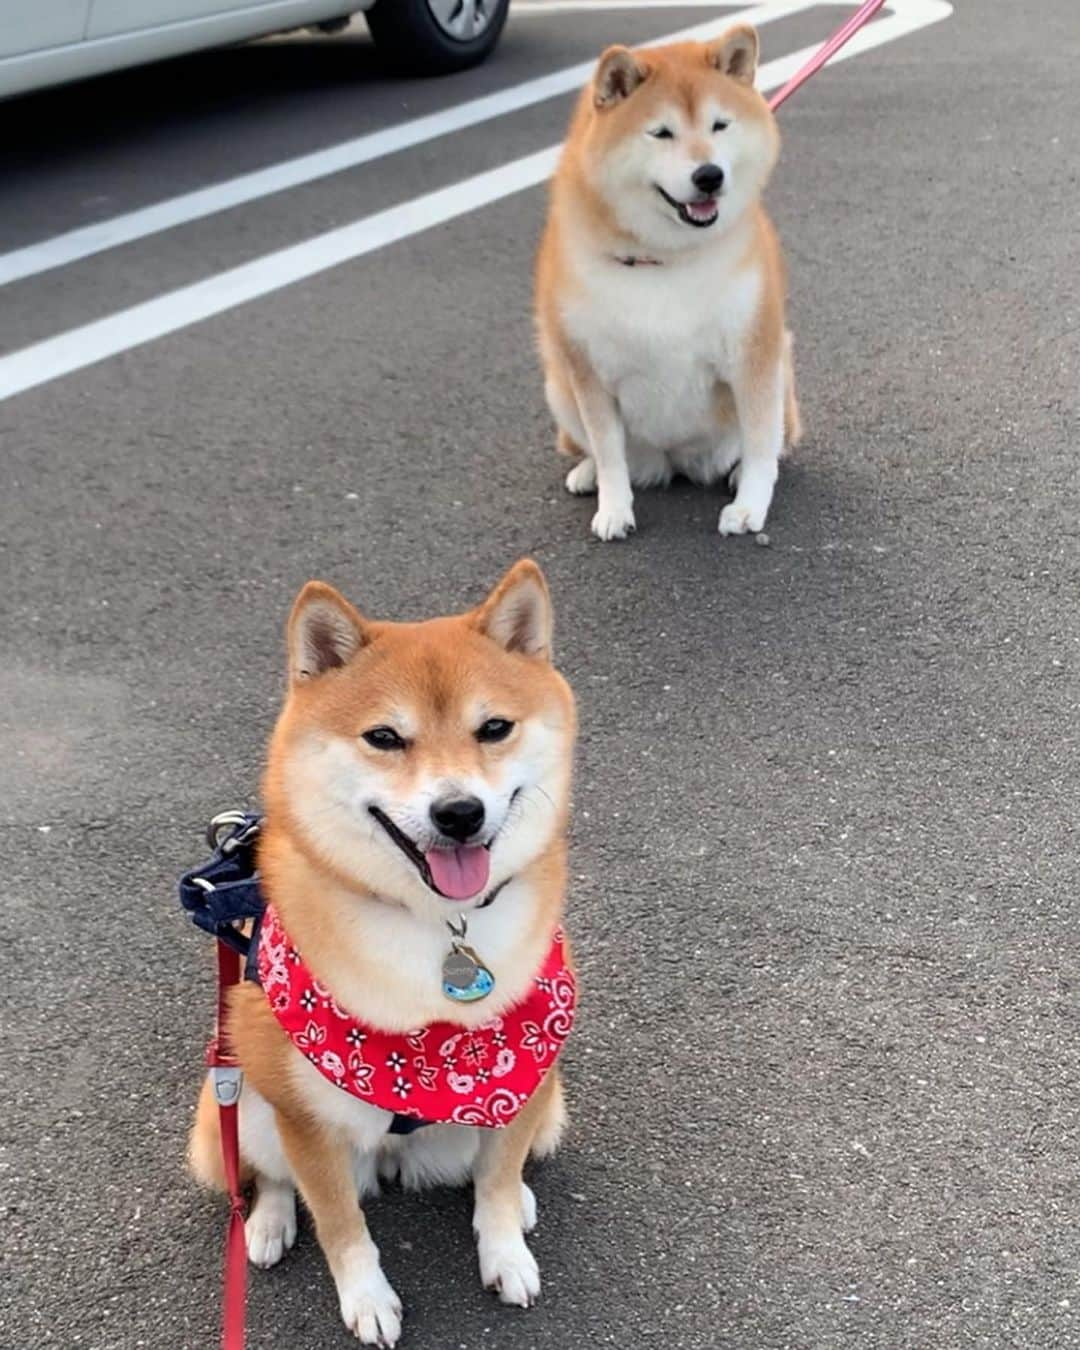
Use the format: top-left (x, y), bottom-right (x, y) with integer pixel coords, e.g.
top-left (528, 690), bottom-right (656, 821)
top-left (529, 1069), bottom-right (566, 1161)
top-left (547, 378), bottom-right (598, 495)
top-left (564, 455), bottom-right (597, 495)
top-left (246, 1177), bottom-right (297, 1269)
top-left (557, 427), bottom-right (586, 459)
top-left (472, 1071), bottom-right (561, 1307)
top-left (188, 1077), bottom-right (299, 1269)
top-left (782, 329), bottom-right (803, 449)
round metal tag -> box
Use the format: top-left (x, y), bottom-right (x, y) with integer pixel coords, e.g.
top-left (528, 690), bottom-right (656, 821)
top-left (442, 945), bottom-right (495, 1004)
top-left (443, 949), bottom-right (480, 989)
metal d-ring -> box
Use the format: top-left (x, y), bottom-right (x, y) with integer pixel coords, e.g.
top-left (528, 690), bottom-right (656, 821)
top-left (206, 810), bottom-right (258, 853)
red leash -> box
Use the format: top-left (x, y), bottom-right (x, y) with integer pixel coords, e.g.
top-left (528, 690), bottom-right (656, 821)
top-left (768, 0), bottom-right (888, 111)
top-left (207, 939), bottom-right (248, 1350)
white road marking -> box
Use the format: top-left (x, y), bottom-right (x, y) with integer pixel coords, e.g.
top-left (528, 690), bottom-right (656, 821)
top-left (513, 0), bottom-right (904, 11)
top-left (514, 0), bottom-right (832, 9)
top-left (0, 1), bottom-right (812, 289)
top-left (0, 0), bottom-right (953, 404)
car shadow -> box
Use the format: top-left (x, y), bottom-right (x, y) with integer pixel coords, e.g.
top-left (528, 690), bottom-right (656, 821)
top-left (6, 31), bottom-right (390, 167)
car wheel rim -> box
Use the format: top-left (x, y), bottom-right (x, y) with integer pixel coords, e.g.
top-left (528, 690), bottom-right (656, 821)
top-left (426, 0), bottom-right (496, 41)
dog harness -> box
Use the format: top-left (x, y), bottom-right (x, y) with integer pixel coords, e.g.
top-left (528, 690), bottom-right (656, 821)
top-left (258, 905), bottom-right (575, 1129)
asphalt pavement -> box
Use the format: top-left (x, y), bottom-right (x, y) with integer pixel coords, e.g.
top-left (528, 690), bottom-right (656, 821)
top-left (2, 2), bottom-right (1079, 1347)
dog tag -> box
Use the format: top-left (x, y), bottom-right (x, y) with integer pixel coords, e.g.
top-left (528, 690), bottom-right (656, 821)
top-left (442, 943), bottom-right (495, 1004)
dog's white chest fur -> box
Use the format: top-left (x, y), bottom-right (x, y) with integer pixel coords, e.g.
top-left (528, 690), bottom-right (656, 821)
top-left (563, 246), bottom-right (761, 455)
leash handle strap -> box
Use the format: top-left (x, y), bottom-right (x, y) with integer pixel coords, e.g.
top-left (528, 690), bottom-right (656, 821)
top-left (210, 939), bottom-right (247, 1350)
top-left (768, 0), bottom-right (887, 111)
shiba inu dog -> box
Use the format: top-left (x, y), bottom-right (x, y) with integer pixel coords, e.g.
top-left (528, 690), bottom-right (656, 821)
top-left (188, 560), bottom-right (577, 1346)
top-left (536, 26), bottom-right (802, 541)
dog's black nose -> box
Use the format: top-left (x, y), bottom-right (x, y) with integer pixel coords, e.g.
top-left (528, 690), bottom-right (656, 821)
top-left (691, 162), bottom-right (725, 195)
top-left (431, 796), bottom-right (486, 842)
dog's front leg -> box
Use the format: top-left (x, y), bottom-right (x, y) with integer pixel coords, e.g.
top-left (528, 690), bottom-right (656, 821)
top-left (568, 364), bottom-right (635, 541)
top-left (277, 1110), bottom-right (402, 1347)
top-left (472, 1074), bottom-right (559, 1306)
top-left (719, 356), bottom-right (784, 536)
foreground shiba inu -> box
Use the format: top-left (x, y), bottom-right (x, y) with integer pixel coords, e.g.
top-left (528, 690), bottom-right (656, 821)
top-left (536, 26), bottom-right (802, 541)
top-left (188, 560), bottom-right (576, 1346)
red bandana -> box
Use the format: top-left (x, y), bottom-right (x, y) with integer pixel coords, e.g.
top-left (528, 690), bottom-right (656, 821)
top-left (257, 905), bottom-right (576, 1128)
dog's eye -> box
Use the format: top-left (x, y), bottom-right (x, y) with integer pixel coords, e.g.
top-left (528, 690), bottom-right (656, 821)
top-left (648, 126), bottom-right (674, 140)
top-left (712, 119), bottom-right (730, 133)
top-left (476, 718), bottom-right (514, 744)
top-left (363, 726), bottom-right (406, 751)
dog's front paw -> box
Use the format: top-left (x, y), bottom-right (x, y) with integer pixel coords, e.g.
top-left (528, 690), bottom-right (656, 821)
top-left (479, 1232), bottom-right (541, 1308)
top-left (338, 1261), bottom-right (403, 1347)
top-left (565, 458), bottom-right (597, 495)
top-left (245, 1181), bottom-right (296, 1269)
top-left (591, 501), bottom-right (636, 541)
top-left (718, 500), bottom-right (767, 536)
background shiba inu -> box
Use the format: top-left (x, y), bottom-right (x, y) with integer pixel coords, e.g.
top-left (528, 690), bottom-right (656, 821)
top-left (188, 560), bottom-right (576, 1347)
top-left (536, 26), bottom-right (801, 541)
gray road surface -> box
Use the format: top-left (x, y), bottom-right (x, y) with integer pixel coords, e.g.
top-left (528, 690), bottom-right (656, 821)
top-left (2, 3), bottom-right (1079, 1347)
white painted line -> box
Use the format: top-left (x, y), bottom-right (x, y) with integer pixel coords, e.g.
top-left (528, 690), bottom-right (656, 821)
top-left (515, 0), bottom-right (806, 10)
top-left (516, 1), bottom-right (778, 10)
top-left (0, 0), bottom-right (953, 404)
top-left (513, 0), bottom-right (907, 11)
top-left (0, 1), bottom-right (814, 289)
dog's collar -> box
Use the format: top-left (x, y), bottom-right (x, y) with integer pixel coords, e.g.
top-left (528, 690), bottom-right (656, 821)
top-left (612, 254), bottom-right (663, 267)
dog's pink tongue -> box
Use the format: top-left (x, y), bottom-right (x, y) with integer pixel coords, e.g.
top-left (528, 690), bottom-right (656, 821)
top-left (426, 845), bottom-right (490, 901)
top-left (687, 198), bottom-right (717, 220)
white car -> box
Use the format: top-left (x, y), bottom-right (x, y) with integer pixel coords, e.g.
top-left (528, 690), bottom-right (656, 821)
top-left (0, 0), bottom-right (511, 100)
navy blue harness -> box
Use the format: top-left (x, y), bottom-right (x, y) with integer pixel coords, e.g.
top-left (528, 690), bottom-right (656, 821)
top-left (179, 811), bottom-right (427, 1135)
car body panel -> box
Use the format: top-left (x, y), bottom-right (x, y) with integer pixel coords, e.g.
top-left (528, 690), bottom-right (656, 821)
top-left (0, 2), bottom-right (90, 59)
top-left (0, 0), bottom-right (374, 100)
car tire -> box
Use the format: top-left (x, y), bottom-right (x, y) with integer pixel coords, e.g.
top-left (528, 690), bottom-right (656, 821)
top-left (365, 0), bottom-right (510, 76)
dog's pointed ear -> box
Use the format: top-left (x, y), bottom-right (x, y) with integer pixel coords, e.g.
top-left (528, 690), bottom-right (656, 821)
top-left (472, 559), bottom-right (553, 661)
top-left (288, 581), bottom-right (369, 683)
top-left (707, 25), bottom-right (759, 85)
top-left (594, 46), bottom-right (648, 109)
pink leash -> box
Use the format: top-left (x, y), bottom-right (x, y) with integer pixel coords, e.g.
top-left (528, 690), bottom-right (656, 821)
top-left (768, 0), bottom-right (888, 111)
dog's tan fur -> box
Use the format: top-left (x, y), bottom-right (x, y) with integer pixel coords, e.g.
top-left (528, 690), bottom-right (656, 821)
top-left (537, 27), bottom-right (801, 541)
top-left (188, 560), bottom-right (576, 1345)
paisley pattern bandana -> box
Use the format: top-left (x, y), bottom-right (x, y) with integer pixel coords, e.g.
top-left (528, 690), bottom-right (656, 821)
top-left (257, 905), bottom-right (575, 1128)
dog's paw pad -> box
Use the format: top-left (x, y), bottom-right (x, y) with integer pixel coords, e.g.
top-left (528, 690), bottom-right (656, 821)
top-left (339, 1267), bottom-right (403, 1347)
top-left (565, 459), bottom-right (598, 495)
top-left (591, 503), bottom-right (636, 541)
top-left (718, 502), bottom-right (766, 536)
top-left (245, 1189), bottom-right (296, 1269)
top-left (480, 1235), bottom-right (541, 1308)
top-left (520, 1182), bottom-right (538, 1234)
